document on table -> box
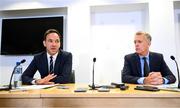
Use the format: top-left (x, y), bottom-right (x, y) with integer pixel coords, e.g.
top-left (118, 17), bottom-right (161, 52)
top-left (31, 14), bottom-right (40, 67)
top-left (17, 84), bottom-right (56, 90)
top-left (156, 84), bottom-right (180, 92)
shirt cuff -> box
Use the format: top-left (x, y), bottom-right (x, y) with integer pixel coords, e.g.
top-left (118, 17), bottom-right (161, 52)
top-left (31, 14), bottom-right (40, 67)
top-left (137, 77), bottom-right (145, 84)
top-left (163, 77), bottom-right (169, 84)
top-left (31, 79), bottom-right (36, 85)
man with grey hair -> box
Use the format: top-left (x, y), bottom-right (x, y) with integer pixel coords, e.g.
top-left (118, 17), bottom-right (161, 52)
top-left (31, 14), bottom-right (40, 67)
top-left (122, 31), bottom-right (176, 85)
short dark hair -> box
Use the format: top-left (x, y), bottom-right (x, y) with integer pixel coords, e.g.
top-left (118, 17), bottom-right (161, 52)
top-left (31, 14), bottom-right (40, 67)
top-left (43, 29), bottom-right (61, 40)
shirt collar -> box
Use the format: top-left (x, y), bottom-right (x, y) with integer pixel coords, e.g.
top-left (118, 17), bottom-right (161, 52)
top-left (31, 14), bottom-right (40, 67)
top-left (47, 52), bottom-right (58, 60)
top-left (139, 52), bottom-right (149, 59)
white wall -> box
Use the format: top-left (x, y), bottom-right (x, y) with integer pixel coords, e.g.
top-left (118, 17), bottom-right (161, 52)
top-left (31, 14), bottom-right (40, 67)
top-left (90, 3), bottom-right (149, 84)
top-left (0, 0), bottom-right (179, 85)
top-left (174, 1), bottom-right (180, 68)
top-left (149, 0), bottom-right (178, 80)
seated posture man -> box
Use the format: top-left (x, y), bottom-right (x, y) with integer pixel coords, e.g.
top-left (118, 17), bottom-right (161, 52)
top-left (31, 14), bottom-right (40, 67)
top-left (22, 29), bottom-right (72, 85)
top-left (122, 31), bottom-right (176, 85)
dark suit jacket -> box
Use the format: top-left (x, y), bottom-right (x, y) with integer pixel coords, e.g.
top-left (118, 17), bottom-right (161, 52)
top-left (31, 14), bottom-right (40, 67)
top-left (122, 52), bottom-right (176, 84)
top-left (22, 50), bottom-right (72, 84)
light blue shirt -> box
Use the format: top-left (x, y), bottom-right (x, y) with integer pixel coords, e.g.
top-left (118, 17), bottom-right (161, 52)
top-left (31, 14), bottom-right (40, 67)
top-left (137, 53), bottom-right (169, 84)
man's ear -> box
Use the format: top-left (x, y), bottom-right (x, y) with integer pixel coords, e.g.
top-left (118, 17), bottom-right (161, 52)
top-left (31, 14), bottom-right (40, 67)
top-left (43, 41), bottom-right (46, 47)
top-left (147, 40), bottom-right (151, 46)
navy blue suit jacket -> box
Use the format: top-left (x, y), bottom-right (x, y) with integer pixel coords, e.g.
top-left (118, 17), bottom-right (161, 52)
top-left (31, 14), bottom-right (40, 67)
top-left (122, 52), bottom-right (176, 84)
top-left (22, 50), bottom-right (72, 84)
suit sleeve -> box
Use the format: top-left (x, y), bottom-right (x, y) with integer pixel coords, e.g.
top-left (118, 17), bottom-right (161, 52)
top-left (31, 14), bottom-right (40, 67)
top-left (22, 57), bottom-right (38, 85)
top-left (53, 53), bottom-right (72, 83)
top-left (122, 55), bottom-right (141, 84)
top-left (160, 55), bottom-right (176, 84)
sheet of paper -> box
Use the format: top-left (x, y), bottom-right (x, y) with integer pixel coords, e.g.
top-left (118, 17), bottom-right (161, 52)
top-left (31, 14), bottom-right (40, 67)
top-left (155, 84), bottom-right (180, 92)
top-left (17, 85), bottom-right (56, 90)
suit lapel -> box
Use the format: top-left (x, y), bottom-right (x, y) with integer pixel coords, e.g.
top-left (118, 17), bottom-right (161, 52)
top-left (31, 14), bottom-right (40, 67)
top-left (42, 53), bottom-right (49, 74)
top-left (134, 53), bottom-right (141, 75)
top-left (54, 51), bottom-right (62, 74)
top-left (149, 52), bottom-right (153, 72)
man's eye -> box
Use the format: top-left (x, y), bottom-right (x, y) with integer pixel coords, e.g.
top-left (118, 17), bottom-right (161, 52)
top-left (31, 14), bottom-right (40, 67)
top-left (55, 40), bottom-right (60, 43)
top-left (48, 40), bottom-right (53, 42)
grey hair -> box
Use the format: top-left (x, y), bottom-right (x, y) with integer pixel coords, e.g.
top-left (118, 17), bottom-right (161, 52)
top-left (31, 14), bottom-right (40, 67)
top-left (135, 31), bottom-right (152, 43)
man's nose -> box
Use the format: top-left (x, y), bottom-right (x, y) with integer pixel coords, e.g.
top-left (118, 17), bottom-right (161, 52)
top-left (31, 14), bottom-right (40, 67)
top-left (52, 42), bottom-right (56, 45)
top-left (135, 43), bottom-right (139, 47)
